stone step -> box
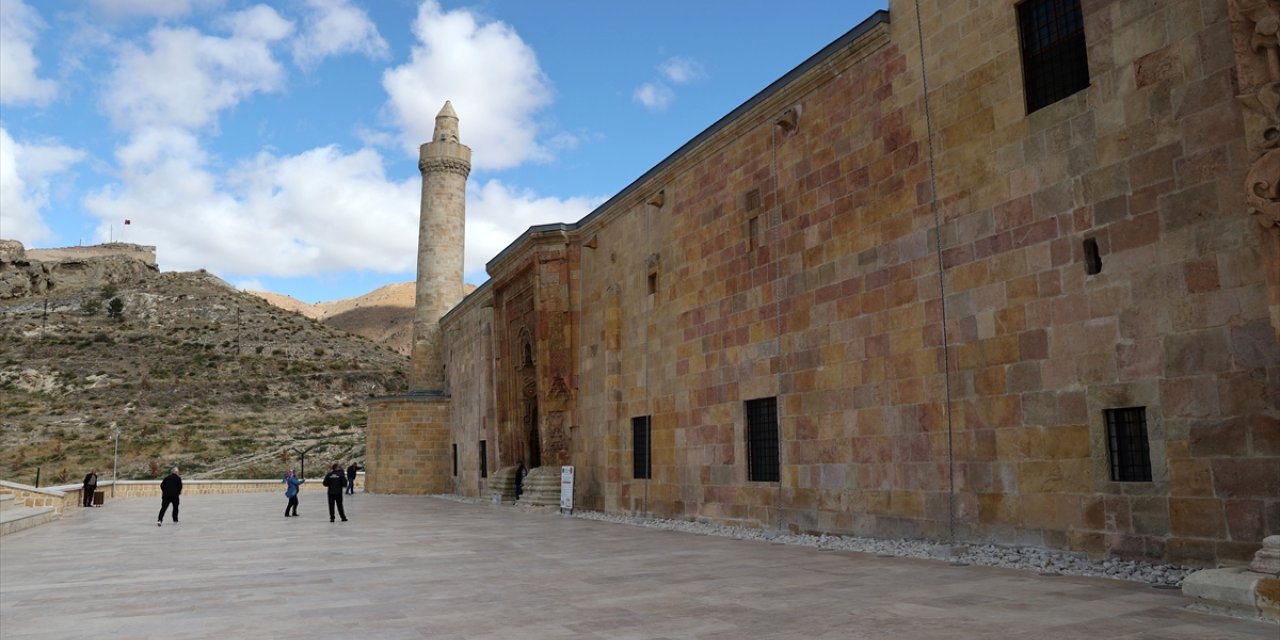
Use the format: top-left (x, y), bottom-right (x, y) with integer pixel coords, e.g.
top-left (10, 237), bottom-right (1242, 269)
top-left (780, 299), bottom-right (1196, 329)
top-left (0, 493), bottom-right (16, 513)
top-left (515, 467), bottom-right (562, 508)
top-left (0, 506), bottom-right (58, 537)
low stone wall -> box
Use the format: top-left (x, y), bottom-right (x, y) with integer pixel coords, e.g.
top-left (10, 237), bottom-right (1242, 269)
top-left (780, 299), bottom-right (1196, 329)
top-left (0, 474), bottom-right (365, 512)
top-left (0, 481), bottom-right (71, 514)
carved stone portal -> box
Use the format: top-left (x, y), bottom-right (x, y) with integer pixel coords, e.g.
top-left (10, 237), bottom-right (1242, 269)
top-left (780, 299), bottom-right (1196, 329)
top-left (1230, 0), bottom-right (1280, 339)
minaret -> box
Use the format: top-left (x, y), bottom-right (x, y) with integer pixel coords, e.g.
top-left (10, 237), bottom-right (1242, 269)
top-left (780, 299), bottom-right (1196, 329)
top-left (410, 101), bottom-right (471, 391)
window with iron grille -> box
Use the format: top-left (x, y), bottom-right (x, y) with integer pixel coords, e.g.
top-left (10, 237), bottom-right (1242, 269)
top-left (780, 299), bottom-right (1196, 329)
top-left (479, 440), bottom-right (487, 479)
top-left (452, 443), bottom-right (458, 476)
top-left (745, 397), bottom-right (780, 482)
top-left (1105, 407), bottom-right (1152, 482)
top-left (1017, 0), bottom-right (1089, 113)
top-left (632, 416), bottom-right (652, 479)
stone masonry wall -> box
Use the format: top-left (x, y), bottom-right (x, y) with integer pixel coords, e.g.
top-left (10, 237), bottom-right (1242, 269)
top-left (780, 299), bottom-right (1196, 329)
top-left (366, 396), bottom-right (451, 494)
top-left (441, 294), bottom-right (496, 496)
top-left (439, 2), bottom-right (1278, 566)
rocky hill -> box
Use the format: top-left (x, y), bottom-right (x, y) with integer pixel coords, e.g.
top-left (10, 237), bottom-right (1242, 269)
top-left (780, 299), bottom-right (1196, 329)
top-left (0, 241), bottom-right (409, 482)
top-left (249, 282), bottom-right (416, 356)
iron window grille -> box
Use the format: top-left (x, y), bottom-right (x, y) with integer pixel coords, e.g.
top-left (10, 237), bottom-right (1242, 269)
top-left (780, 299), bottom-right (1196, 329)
top-left (479, 440), bottom-right (487, 479)
top-left (1017, 0), bottom-right (1090, 113)
top-left (632, 416), bottom-right (652, 479)
top-left (746, 397), bottom-right (780, 482)
top-left (1105, 407), bottom-right (1152, 482)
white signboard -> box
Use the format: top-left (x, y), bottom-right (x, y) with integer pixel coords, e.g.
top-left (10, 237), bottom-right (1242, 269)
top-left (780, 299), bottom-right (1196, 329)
top-left (560, 465), bottom-right (574, 511)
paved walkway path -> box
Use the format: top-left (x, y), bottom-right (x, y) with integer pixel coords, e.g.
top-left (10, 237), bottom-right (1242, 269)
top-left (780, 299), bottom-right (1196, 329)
top-left (1, 493), bottom-right (1274, 639)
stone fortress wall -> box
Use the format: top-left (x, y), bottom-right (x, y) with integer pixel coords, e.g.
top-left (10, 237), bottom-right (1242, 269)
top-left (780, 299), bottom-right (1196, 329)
top-left (25, 243), bottom-right (158, 268)
top-left (382, 0), bottom-right (1280, 568)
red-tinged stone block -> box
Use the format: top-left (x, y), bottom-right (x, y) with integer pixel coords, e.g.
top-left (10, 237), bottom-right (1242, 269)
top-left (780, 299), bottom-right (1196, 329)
top-left (1018, 330), bottom-right (1049, 360)
top-left (1249, 415), bottom-right (1280, 456)
top-left (1188, 419), bottom-right (1249, 457)
top-left (1182, 257), bottom-right (1220, 293)
top-left (1109, 211), bottom-right (1161, 253)
top-left (1224, 499), bottom-right (1265, 542)
top-left (1166, 537), bottom-right (1217, 565)
top-left (1163, 327), bottom-right (1232, 377)
top-left (1211, 458), bottom-right (1280, 499)
top-left (1170, 497), bottom-right (1226, 538)
top-left (1116, 339), bottom-right (1161, 381)
top-left (1161, 376), bottom-right (1221, 419)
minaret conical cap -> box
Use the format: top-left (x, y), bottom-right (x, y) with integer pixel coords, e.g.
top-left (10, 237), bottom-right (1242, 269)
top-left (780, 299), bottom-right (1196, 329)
top-left (432, 100), bottom-right (460, 143)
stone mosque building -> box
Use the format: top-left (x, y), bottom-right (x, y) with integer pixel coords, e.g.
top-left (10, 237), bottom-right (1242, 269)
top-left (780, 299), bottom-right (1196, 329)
top-left (367, 0), bottom-right (1280, 568)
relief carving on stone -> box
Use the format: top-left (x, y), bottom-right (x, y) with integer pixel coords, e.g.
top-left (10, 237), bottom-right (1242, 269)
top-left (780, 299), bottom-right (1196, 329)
top-left (418, 157), bottom-right (472, 178)
top-left (1231, 0), bottom-right (1280, 227)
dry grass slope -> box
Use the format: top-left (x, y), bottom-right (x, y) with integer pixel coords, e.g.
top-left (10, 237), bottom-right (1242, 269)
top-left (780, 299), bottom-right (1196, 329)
top-left (0, 272), bottom-right (410, 482)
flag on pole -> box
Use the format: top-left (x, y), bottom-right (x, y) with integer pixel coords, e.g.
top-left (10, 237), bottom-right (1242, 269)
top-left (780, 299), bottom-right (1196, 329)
top-left (124, 219), bottom-right (131, 225)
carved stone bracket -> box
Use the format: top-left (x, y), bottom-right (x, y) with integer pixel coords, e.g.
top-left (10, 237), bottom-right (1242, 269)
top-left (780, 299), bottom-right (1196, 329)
top-left (419, 157), bottom-right (472, 178)
top-left (1232, 0), bottom-right (1280, 227)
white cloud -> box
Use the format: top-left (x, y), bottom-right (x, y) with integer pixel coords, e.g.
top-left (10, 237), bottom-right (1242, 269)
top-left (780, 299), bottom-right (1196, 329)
top-left (382, 0), bottom-right (552, 170)
top-left (0, 127), bottom-right (84, 244)
top-left (291, 0), bottom-right (388, 68)
top-left (236, 278), bottom-right (267, 292)
top-left (102, 5), bottom-right (293, 130)
top-left (464, 179), bottom-right (601, 278)
top-left (633, 82), bottom-right (673, 111)
top-left (83, 124), bottom-right (599, 283)
top-left (658, 56), bottom-right (703, 84)
top-left (633, 55), bottom-right (704, 112)
top-left (87, 0), bottom-right (221, 20)
top-left (0, 0), bottom-right (57, 105)
top-left (85, 128), bottom-right (419, 277)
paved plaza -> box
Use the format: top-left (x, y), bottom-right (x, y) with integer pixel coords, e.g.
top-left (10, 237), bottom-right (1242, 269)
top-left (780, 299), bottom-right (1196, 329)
top-left (0, 493), bottom-right (1275, 639)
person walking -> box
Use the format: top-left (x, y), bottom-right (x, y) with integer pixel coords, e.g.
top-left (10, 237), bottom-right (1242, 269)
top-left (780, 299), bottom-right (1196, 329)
top-left (322, 464), bottom-right (347, 522)
top-left (82, 469), bottom-right (99, 508)
top-left (345, 462), bottom-right (359, 495)
top-left (157, 467), bottom-right (182, 526)
top-left (282, 468), bottom-right (304, 517)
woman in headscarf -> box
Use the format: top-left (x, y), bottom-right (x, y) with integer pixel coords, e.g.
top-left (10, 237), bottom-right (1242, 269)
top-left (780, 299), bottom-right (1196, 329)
top-left (282, 469), bottom-right (305, 517)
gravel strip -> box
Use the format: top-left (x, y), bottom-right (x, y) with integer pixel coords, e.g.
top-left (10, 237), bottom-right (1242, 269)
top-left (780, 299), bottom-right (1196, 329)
top-left (434, 494), bottom-right (1194, 587)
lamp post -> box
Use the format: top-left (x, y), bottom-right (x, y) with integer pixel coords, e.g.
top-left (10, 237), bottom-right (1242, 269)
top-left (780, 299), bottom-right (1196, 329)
top-left (111, 423), bottom-right (121, 497)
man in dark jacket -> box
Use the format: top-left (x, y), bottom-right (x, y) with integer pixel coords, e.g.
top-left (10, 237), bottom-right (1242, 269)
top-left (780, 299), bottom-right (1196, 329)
top-left (345, 462), bottom-right (359, 495)
top-left (157, 467), bottom-right (182, 526)
top-left (82, 469), bottom-right (98, 507)
top-left (323, 463), bottom-right (348, 522)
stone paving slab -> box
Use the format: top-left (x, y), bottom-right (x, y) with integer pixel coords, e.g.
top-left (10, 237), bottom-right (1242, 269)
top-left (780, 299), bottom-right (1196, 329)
top-left (0, 493), bottom-right (1275, 639)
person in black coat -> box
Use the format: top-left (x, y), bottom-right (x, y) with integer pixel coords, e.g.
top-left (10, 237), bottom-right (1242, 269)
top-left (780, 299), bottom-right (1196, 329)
top-left (322, 464), bottom-right (348, 522)
top-left (345, 462), bottom-right (359, 495)
top-left (82, 469), bottom-right (98, 508)
top-left (157, 467), bottom-right (182, 526)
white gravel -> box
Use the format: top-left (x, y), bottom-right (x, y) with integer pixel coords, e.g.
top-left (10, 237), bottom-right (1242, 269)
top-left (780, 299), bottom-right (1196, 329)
top-left (434, 494), bottom-right (1194, 587)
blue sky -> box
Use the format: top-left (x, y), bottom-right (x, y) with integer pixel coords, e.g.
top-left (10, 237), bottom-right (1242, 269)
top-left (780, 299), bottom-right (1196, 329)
top-left (1, 0), bottom-right (886, 302)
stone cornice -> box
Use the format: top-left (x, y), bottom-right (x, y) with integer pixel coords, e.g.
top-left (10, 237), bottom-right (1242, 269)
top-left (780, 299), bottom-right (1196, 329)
top-left (419, 156), bottom-right (471, 178)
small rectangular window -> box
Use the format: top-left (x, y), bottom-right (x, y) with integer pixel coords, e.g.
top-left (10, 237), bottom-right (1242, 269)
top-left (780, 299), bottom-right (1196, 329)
top-left (479, 440), bottom-right (487, 479)
top-left (1105, 407), bottom-right (1152, 482)
top-left (648, 272), bottom-right (658, 295)
top-left (1017, 0), bottom-right (1090, 113)
top-left (745, 397), bottom-right (780, 482)
top-left (632, 415), bottom-right (652, 479)
top-left (1083, 238), bottom-right (1101, 275)
top-left (748, 215), bottom-right (760, 251)
top-left (452, 443), bottom-right (458, 476)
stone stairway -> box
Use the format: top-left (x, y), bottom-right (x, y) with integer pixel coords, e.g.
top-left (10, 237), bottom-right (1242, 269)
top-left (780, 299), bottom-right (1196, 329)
top-left (0, 492), bottom-right (59, 537)
top-left (515, 466), bottom-right (561, 508)
top-left (488, 466), bottom-right (519, 504)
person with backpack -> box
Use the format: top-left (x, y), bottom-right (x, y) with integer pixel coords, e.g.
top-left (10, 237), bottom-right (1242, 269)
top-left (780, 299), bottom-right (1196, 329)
top-left (322, 464), bottom-right (348, 522)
